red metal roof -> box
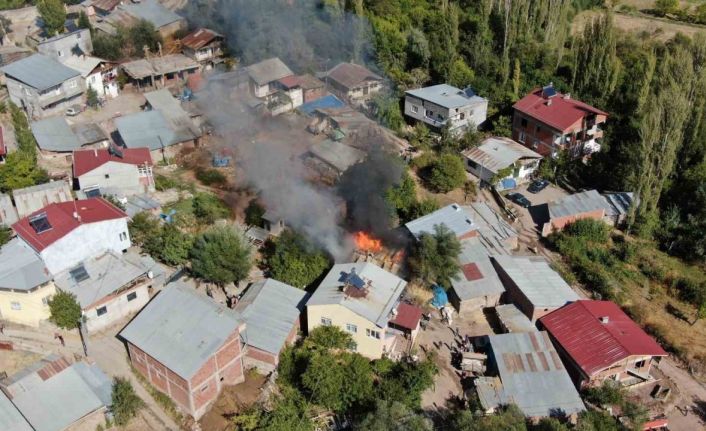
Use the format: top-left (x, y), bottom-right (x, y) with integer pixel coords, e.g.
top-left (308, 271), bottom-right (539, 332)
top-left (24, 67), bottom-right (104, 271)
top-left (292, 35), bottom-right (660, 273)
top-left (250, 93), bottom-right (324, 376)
top-left (539, 300), bottom-right (667, 378)
top-left (73, 147), bottom-right (152, 177)
top-left (462, 262), bottom-right (483, 281)
top-left (13, 198), bottom-right (127, 252)
top-left (181, 28), bottom-right (222, 50)
top-left (389, 302), bottom-right (423, 331)
top-left (513, 88), bottom-right (608, 132)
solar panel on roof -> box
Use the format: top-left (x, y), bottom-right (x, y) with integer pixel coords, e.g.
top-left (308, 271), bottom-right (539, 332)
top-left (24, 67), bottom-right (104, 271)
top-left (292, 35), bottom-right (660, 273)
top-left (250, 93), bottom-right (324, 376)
top-left (29, 212), bottom-right (52, 234)
top-left (70, 264), bottom-right (90, 283)
top-left (346, 271), bottom-right (366, 289)
top-left (542, 84), bottom-right (557, 98)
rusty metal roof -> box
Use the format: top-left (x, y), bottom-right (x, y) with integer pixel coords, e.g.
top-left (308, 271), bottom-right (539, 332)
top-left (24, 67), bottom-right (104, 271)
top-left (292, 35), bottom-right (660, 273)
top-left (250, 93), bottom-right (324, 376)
top-left (181, 28), bottom-right (222, 50)
top-left (327, 62), bottom-right (381, 90)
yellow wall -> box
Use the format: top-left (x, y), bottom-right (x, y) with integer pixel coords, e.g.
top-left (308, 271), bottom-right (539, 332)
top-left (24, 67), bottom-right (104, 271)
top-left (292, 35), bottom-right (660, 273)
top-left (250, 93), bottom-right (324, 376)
top-left (0, 283), bottom-right (56, 327)
top-left (307, 303), bottom-right (388, 359)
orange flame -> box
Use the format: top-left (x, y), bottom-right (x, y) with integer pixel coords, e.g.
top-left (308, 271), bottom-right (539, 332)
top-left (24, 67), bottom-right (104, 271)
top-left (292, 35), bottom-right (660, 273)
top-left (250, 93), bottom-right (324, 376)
top-left (354, 231), bottom-right (383, 253)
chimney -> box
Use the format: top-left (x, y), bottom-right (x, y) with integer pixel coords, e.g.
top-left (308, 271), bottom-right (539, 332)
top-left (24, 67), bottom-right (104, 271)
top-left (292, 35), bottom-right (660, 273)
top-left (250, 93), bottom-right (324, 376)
top-left (546, 99), bottom-right (552, 106)
top-left (600, 316), bottom-right (609, 324)
top-left (564, 93), bottom-right (571, 100)
top-left (93, 148), bottom-right (98, 157)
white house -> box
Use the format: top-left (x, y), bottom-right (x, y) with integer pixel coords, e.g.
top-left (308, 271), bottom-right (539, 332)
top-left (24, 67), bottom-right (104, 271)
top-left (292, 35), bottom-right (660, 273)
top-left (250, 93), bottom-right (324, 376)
top-left (12, 198), bottom-right (131, 275)
top-left (73, 146), bottom-right (154, 197)
top-left (62, 55), bottom-right (119, 99)
top-left (246, 57), bottom-right (293, 100)
top-left (405, 84), bottom-right (488, 136)
top-left (461, 136), bottom-right (542, 189)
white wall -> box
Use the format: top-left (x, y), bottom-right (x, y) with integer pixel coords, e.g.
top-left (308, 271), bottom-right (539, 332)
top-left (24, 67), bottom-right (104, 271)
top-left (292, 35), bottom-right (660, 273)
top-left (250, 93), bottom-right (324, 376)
top-left (78, 161), bottom-right (149, 196)
top-left (40, 218), bottom-right (131, 274)
top-left (84, 284), bottom-right (149, 332)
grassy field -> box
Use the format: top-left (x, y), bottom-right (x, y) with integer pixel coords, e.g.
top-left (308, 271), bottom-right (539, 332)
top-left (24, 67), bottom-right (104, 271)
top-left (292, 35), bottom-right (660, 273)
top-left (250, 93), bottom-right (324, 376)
top-left (573, 9), bottom-right (706, 41)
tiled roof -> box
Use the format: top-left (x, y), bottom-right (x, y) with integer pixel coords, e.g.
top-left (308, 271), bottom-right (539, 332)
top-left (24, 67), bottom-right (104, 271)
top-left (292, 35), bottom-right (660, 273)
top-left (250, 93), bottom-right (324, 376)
top-left (540, 300), bottom-right (667, 378)
top-left (513, 87), bottom-right (608, 132)
top-left (12, 198), bottom-right (127, 252)
top-left (327, 62), bottom-right (381, 89)
top-left (73, 147), bottom-right (152, 177)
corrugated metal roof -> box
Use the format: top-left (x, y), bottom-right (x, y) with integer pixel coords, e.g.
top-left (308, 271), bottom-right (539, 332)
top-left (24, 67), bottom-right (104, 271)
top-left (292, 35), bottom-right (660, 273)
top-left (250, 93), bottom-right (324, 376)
top-left (125, 194), bottom-right (161, 218)
top-left (548, 189), bottom-right (607, 219)
top-left (1, 54), bottom-right (79, 91)
top-left (121, 55), bottom-right (199, 79)
top-left (495, 304), bottom-right (536, 333)
top-left (513, 86), bottom-right (608, 133)
top-left (31, 117), bottom-right (81, 152)
top-left (115, 110), bottom-right (179, 150)
top-left (406, 84), bottom-right (486, 109)
top-left (119, 0), bottom-right (183, 28)
top-left (0, 390), bottom-right (31, 431)
top-left (235, 278), bottom-right (306, 354)
top-left (120, 281), bottom-right (242, 379)
top-left (540, 300), bottom-right (667, 378)
top-left (462, 136), bottom-right (541, 174)
top-left (60, 55), bottom-right (102, 78)
top-left (603, 192), bottom-right (634, 218)
top-left (450, 237), bottom-right (504, 300)
top-left (71, 122), bottom-right (108, 146)
top-left (478, 331), bottom-right (585, 418)
top-left (309, 139), bottom-right (365, 173)
top-left (492, 255), bottom-right (579, 311)
top-left (247, 57), bottom-right (293, 86)
top-left (327, 62), bottom-right (381, 90)
top-left (11, 362), bottom-right (111, 431)
top-left (405, 203), bottom-right (476, 239)
top-left (73, 147), bottom-right (152, 177)
top-left (181, 28), bottom-right (222, 50)
top-left (308, 262), bottom-right (406, 328)
top-left (0, 238), bottom-right (51, 291)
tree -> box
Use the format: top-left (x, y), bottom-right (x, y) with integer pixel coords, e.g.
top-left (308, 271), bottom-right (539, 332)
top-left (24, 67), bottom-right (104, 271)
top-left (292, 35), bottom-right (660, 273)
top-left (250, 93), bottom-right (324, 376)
top-left (48, 291), bottom-right (82, 329)
top-left (191, 226), bottom-right (252, 286)
top-left (144, 224), bottom-right (193, 266)
top-left (305, 325), bottom-right (354, 350)
top-left (244, 199), bottom-right (265, 226)
top-left (193, 193), bottom-right (231, 224)
top-left (86, 85), bottom-right (99, 108)
top-left (0, 225), bottom-right (11, 247)
top-left (654, 0), bottom-right (678, 16)
top-left (301, 351), bottom-right (373, 413)
top-left (128, 19), bottom-right (162, 56)
top-left (427, 153), bottom-right (466, 193)
top-left (448, 58), bottom-right (474, 89)
top-left (369, 93), bottom-right (404, 132)
top-left (111, 377), bottom-right (144, 426)
top-left (37, 0), bottom-right (65, 36)
top-left (576, 410), bottom-right (620, 431)
top-left (128, 212), bottom-right (160, 247)
top-left (357, 400), bottom-right (432, 431)
top-left (92, 33), bottom-right (124, 61)
top-left (265, 230), bottom-right (331, 289)
top-left (77, 11), bottom-right (91, 30)
top-left (0, 152), bottom-right (49, 192)
top-left (410, 224), bottom-right (461, 287)
top-left (259, 386), bottom-right (313, 431)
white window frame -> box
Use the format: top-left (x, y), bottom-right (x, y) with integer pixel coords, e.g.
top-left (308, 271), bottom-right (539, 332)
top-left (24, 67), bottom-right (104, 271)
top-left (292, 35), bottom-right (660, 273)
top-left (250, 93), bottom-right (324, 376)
top-left (366, 329), bottom-right (381, 339)
top-left (345, 323), bottom-right (357, 333)
top-left (411, 105), bottom-right (418, 114)
top-left (10, 301), bottom-right (21, 310)
top-left (320, 317), bottom-right (332, 326)
top-left (518, 131), bottom-right (525, 143)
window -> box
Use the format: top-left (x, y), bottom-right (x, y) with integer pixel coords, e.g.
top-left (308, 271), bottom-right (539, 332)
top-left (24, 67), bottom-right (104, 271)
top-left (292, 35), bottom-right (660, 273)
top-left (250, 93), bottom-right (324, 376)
top-left (467, 160), bottom-right (479, 169)
top-left (96, 306), bottom-right (108, 316)
top-left (425, 109), bottom-right (433, 118)
top-left (127, 292), bottom-right (137, 302)
top-left (119, 232), bottom-right (127, 241)
top-left (70, 264), bottom-right (90, 283)
top-left (346, 323), bottom-right (357, 333)
top-left (366, 329), bottom-right (381, 339)
top-left (518, 131), bottom-right (525, 143)
top-left (536, 125), bottom-right (541, 133)
top-left (57, 50), bottom-right (63, 57)
top-left (521, 118), bottom-right (527, 127)
top-left (351, 342), bottom-right (357, 351)
top-left (321, 317), bottom-right (332, 326)
top-left (411, 105), bottom-right (418, 114)
top-left (532, 140), bottom-right (539, 149)
top-left (29, 213), bottom-right (52, 234)
top-left (460, 112), bottom-right (466, 120)
top-left (104, 174), bottom-right (110, 179)
top-left (10, 301), bottom-right (21, 310)
top-left (68, 80), bottom-right (77, 88)
top-left (634, 360), bottom-right (646, 368)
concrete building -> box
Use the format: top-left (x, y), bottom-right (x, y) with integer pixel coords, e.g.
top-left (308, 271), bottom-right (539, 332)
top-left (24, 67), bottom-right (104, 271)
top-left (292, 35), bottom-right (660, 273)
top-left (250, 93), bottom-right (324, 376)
top-left (104, 0), bottom-right (187, 39)
top-left (475, 332), bottom-right (585, 421)
top-left (0, 356), bottom-right (112, 431)
top-left (541, 189), bottom-right (635, 237)
top-left (55, 251), bottom-right (163, 333)
top-left (0, 193), bottom-right (19, 226)
top-left (307, 262), bottom-right (422, 360)
top-left (540, 300), bottom-right (668, 388)
top-left (31, 117), bottom-right (110, 157)
top-left (495, 304), bottom-right (536, 334)
top-left (1, 54), bottom-right (83, 118)
top-left (325, 62), bottom-right (382, 104)
top-left (512, 84), bottom-right (608, 159)
top-left (37, 29), bottom-right (93, 61)
top-left (61, 55), bottom-right (119, 99)
top-left (491, 255), bottom-right (579, 322)
top-left (462, 136), bottom-right (542, 189)
top-left (279, 74), bottom-right (326, 104)
top-left (73, 146), bottom-right (154, 197)
top-left (120, 282), bottom-right (246, 419)
top-left (405, 84), bottom-right (488, 135)
top-left (0, 238), bottom-right (54, 327)
top-left (448, 237), bottom-right (505, 314)
top-left (235, 278), bottom-right (307, 373)
top-left (121, 55), bottom-right (200, 90)
top-left (13, 180), bottom-right (73, 218)
top-left (181, 28), bottom-right (224, 67)
top-left (246, 57), bottom-right (294, 100)
top-left (12, 198), bottom-right (130, 275)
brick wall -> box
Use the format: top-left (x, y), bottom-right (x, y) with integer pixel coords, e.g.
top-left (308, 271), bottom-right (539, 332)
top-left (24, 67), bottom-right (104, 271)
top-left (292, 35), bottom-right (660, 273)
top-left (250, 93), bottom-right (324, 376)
top-left (542, 209), bottom-right (605, 237)
top-left (128, 343), bottom-right (192, 414)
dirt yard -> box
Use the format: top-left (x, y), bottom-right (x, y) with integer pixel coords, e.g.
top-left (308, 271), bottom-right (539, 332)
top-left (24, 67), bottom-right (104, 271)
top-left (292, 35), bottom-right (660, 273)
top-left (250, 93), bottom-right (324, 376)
top-left (574, 9), bottom-right (706, 41)
top-left (198, 371), bottom-right (268, 431)
top-left (0, 349), bottom-right (41, 376)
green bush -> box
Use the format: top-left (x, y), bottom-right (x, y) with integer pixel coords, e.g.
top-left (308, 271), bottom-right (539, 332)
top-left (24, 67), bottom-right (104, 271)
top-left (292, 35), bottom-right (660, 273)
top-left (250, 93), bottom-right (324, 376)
top-left (193, 193), bottom-right (231, 224)
top-left (196, 168), bottom-right (227, 186)
top-left (426, 153), bottom-right (466, 193)
top-left (563, 218), bottom-right (611, 243)
top-left (154, 174), bottom-right (178, 191)
top-left (673, 277), bottom-right (706, 308)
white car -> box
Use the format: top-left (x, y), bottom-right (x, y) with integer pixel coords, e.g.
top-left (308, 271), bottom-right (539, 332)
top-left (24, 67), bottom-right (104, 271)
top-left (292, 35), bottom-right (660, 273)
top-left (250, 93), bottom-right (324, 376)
top-left (65, 105), bottom-right (82, 116)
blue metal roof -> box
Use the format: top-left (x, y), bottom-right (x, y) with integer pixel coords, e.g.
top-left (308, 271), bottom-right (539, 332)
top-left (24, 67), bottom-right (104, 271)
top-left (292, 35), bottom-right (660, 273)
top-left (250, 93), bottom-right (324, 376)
top-left (297, 94), bottom-right (345, 115)
top-left (1, 54), bottom-right (79, 91)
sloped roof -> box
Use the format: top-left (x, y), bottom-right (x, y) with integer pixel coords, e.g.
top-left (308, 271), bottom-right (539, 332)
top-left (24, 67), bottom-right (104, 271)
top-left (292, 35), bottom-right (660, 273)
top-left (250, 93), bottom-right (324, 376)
top-left (119, 0), bottom-right (183, 28)
top-left (406, 84), bottom-right (486, 109)
top-left (477, 331), bottom-right (585, 418)
top-left (603, 192), bottom-right (635, 218)
top-left (235, 278), bottom-right (307, 355)
top-left (450, 237), bottom-right (505, 300)
top-left (539, 300), bottom-right (667, 378)
top-left (13, 198), bottom-right (127, 253)
top-left (462, 136), bottom-right (542, 175)
top-left (31, 117), bottom-right (81, 152)
top-left (1, 54), bottom-right (79, 91)
top-left (0, 238), bottom-right (51, 291)
top-left (60, 55), bottom-right (102, 78)
top-left (327, 62), bottom-right (381, 89)
top-left (308, 262), bottom-right (406, 328)
top-left (548, 189), bottom-right (606, 219)
top-left (120, 282), bottom-right (242, 379)
top-left (491, 255), bottom-right (579, 311)
top-left (308, 139), bottom-right (365, 173)
top-left (181, 28), bottom-right (222, 50)
top-left (116, 109), bottom-right (198, 150)
top-left (121, 55), bottom-right (199, 79)
top-left (405, 203), bottom-right (476, 240)
top-left (71, 122), bottom-right (109, 146)
top-left (513, 86), bottom-right (608, 132)
top-left (0, 392), bottom-right (31, 431)
top-left (495, 304), bottom-right (536, 333)
top-left (73, 147), bottom-right (152, 177)
top-left (247, 57), bottom-right (293, 85)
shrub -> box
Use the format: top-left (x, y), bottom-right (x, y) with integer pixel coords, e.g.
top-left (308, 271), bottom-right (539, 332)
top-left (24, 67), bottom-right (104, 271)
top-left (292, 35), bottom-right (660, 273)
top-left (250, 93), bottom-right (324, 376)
top-left (196, 168), bottom-right (227, 186)
top-left (673, 277), bottom-right (706, 307)
top-left (563, 218), bottom-right (611, 243)
top-left (48, 291), bottom-right (82, 329)
top-left (154, 174), bottom-right (178, 191)
top-left (111, 377), bottom-right (144, 426)
top-left (426, 153), bottom-right (466, 193)
top-left (193, 193), bottom-right (231, 224)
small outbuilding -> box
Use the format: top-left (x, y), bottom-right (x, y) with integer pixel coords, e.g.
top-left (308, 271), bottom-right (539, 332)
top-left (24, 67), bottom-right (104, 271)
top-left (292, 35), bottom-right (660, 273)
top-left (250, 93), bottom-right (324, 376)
top-left (462, 136), bottom-right (542, 189)
top-left (447, 237), bottom-right (505, 314)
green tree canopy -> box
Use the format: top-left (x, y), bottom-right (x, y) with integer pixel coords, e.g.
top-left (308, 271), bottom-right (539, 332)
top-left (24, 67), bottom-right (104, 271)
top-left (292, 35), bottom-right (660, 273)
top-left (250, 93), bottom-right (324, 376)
top-left (426, 153), bottom-right (466, 193)
top-left (144, 224), bottom-right (193, 266)
top-left (265, 230), bottom-right (331, 289)
top-left (191, 226), bottom-right (253, 286)
top-left (304, 325), bottom-right (354, 350)
top-left (410, 223), bottom-right (461, 287)
top-left (48, 291), bottom-right (82, 330)
top-left (357, 400), bottom-right (432, 431)
top-left (244, 199), bottom-right (266, 227)
top-left (654, 0), bottom-right (678, 16)
top-left (301, 351), bottom-right (374, 413)
top-left (37, 0), bottom-right (65, 36)
top-left (128, 19), bottom-right (163, 56)
top-left (128, 212), bottom-right (160, 247)
top-left (111, 377), bottom-right (144, 426)
top-left (193, 192), bottom-right (231, 224)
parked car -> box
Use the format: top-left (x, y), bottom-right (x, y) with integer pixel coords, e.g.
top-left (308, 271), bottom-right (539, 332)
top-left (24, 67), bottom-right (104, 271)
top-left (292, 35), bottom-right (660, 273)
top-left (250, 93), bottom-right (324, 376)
top-left (507, 192), bottom-right (531, 208)
top-left (528, 179), bottom-right (550, 194)
top-left (65, 104), bottom-right (82, 116)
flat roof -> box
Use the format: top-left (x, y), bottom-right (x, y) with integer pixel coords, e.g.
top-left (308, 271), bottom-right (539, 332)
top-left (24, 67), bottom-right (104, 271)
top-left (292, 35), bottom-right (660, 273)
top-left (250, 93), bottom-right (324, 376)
top-left (548, 189), bottom-right (607, 219)
top-left (492, 256), bottom-right (579, 311)
top-left (1, 54), bottom-right (79, 91)
top-left (495, 304), bottom-right (536, 333)
top-left (31, 117), bottom-right (81, 152)
top-left (450, 237), bottom-right (505, 300)
top-left (120, 282), bottom-right (242, 379)
top-left (246, 57), bottom-right (293, 85)
top-left (308, 140), bottom-right (365, 173)
top-left (462, 136), bottom-right (542, 174)
top-left (405, 203), bottom-right (476, 239)
top-left (0, 389), bottom-right (31, 431)
top-left (119, 0), bottom-right (183, 28)
top-left (308, 262), bottom-right (406, 328)
top-left (115, 110), bottom-right (191, 150)
top-left (406, 84), bottom-right (486, 109)
top-left (71, 123), bottom-right (108, 146)
top-left (477, 331), bottom-right (585, 418)
top-left (235, 278), bottom-right (307, 355)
